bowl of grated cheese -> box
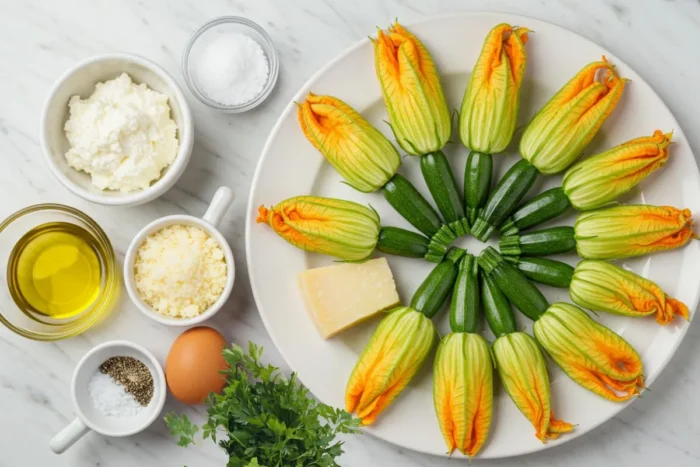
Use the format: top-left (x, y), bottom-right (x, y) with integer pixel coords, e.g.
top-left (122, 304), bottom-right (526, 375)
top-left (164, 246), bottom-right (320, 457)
top-left (123, 186), bottom-right (235, 326)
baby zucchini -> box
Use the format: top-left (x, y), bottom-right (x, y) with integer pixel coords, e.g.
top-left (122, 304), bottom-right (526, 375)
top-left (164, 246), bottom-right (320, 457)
top-left (411, 248), bottom-right (466, 318)
top-left (481, 274), bottom-right (517, 337)
top-left (464, 151), bottom-right (493, 225)
top-left (471, 159), bottom-right (539, 241)
top-left (499, 226), bottom-right (576, 256)
top-left (449, 253), bottom-right (480, 333)
top-left (499, 187), bottom-right (572, 236)
top-left (506, 256), bottom-right (574, 288)
top-left (376, 226), bottom-right (437, 261)
top-left (421, 151), bottom-right (465, 226)
top-left (478, 247), bottom-right (549, 321)
top-left (383, 174), bottom-right (444, 238)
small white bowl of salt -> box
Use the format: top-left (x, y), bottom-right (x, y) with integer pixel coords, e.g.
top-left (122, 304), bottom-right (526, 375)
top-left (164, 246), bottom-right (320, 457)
top-left (49, 340), bottom-right (166, 454)
top-left (182, 16), bottom-right (279, 112)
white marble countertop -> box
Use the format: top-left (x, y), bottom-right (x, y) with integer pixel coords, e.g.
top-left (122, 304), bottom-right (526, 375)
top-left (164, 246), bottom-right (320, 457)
top-left (1, 0), bottom-right (699, 466)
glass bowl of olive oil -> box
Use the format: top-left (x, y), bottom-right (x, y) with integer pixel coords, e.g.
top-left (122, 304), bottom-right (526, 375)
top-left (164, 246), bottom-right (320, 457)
top-left (0, 204), bottom-right (119, 340)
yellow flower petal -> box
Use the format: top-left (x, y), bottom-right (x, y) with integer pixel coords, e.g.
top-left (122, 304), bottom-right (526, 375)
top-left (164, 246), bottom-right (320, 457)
top-left (575, 205), bottom-right (696, 260)
top-left (433, 333), bottom-right (493, 457)
top-left (534, 303), bottom-right (645, 402)
top-left (460, 24), bottom-right (529, 154)
top-left (257, 196), bottom-right (380, 261)
top-left (346, 307), bottom-right (437, 425)
top-left (492, 332), bottom-right (573, 442)
top-left (520, 57), bottom-right (627, 174)
top-left (374, 22), bottom-right (451, 155)
top-left (570, 260), bottom-right (691, 325)
top-left (563, 130), bottom-right (672, 210)
top-left (298, 94), bottom-right (401, 192)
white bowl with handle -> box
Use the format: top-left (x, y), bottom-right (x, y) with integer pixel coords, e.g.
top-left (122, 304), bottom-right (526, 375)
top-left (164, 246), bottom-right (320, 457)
top-left (123, 186), bottom-right (236, 326)
top-left (49, 340), bottom-right (167, 454)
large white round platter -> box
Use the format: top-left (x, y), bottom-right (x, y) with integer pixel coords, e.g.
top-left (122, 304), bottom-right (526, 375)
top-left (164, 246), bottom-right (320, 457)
top-left (245, 12), bottom-right (700, 459)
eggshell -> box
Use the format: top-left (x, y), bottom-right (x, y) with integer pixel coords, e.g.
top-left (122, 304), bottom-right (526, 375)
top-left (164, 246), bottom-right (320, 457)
top-left (165, 326), bottom-right (229, 404)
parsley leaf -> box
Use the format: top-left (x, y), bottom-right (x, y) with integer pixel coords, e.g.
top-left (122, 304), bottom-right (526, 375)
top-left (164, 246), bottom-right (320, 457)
top-left (165, 342), bottom-right (361, 466)
top-left (164, 412), bottom-right (198, 447)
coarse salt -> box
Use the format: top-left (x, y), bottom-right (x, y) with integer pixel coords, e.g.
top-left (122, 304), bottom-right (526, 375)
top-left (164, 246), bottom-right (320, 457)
top-left (88, 372), bottom-right (144, 417)
top-left (194, 32), bottom-right (269, 106)
top-left (134, 224), bottom-right (227, 318)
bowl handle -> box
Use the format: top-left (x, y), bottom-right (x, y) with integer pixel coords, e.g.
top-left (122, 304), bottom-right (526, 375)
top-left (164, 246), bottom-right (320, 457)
top-left (202, 186), bottom-right (235, 227)
top-left (50, 417), bottom-right (90, 454)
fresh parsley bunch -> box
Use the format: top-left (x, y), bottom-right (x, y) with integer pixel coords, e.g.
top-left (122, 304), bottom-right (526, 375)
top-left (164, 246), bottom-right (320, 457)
top-left (165, 342), bottom-right (360, 467)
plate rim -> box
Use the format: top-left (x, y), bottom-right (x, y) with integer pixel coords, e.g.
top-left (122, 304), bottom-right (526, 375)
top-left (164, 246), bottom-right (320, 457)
top-left (245, 10), bottom-right (700, 459)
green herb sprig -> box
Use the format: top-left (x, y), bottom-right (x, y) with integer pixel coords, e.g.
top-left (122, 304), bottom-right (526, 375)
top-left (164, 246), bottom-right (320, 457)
top-left (165, 342), bottom-right (360, 467)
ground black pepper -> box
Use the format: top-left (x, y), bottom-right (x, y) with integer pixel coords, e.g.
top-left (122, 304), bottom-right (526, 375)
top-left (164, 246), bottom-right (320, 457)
top-left (100, 356), bottom-right (154, 406)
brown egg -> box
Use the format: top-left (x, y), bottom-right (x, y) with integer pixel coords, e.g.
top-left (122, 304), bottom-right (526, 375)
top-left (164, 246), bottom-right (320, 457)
top-left (165, 326), bottom-right (229, 404)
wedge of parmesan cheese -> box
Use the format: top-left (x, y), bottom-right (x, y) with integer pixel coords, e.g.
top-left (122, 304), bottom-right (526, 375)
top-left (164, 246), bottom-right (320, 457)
top-left (298, 258), bottom-right (400, 339)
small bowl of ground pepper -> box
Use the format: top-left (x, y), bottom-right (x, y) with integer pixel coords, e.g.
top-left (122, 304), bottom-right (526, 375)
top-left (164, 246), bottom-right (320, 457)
top-left (182, 16), bottom-right (279, 112)
top-left (49, 340), bottom-right (166, 453)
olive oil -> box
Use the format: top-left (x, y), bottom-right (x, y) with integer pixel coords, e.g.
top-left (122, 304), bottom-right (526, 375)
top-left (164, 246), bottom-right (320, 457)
top-left (7, 222), bottom-right (102, 319)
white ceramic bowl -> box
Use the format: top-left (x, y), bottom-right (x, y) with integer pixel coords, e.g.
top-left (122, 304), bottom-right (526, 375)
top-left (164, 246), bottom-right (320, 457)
top-left (123, 186), bottom-right (235, 326)
top-left (41, 53), bottom-right (194, 206)
top-left (49, 340), bottom-right (167, 454)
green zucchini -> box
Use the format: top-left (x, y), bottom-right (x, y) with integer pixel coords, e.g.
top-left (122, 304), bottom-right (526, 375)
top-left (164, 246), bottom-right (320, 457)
top-left (499, 187), bottom-right (572, 236)
top-left (478, 247), bottom-right (549, 321)
top-left (471, 159), bottom-right (539, 241)
top-left (464, 151), bottom-right (493, 225)
top-left (499, 226), bottom-right (576, 256)
top-left (383, 174), bottom-right (443, 238)
top-left (411, 248), bottom-right (466, 318)
top-left (376, 226), bottom-right (436, 260)
top-left (481, 274), bottom-right (517, 337)
top-left (449, 253), bottom-right (479, 333)
top-left (425, 237), bottom-right (449, 264)
top-left (507, 257), bottom-right (574, 288)
top-left (421, 151), bottom-right (465, 227)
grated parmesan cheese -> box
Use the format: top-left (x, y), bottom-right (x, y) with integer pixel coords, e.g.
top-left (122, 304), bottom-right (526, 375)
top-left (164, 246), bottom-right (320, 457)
top-left (134, 224), bottom-right (227, 318)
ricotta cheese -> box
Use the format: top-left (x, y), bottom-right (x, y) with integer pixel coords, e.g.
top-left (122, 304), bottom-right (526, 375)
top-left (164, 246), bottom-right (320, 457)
top-left (64, 73), bottom-right (179, 192)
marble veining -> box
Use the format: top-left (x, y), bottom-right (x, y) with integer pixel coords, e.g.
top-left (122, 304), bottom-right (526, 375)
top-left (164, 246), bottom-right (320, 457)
top-left (1, 0), bottom-right (699, 466)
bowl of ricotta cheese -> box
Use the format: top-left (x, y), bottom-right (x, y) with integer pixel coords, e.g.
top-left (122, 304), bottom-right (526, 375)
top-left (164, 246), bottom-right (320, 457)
top-left (41, 53), bottom-right (194, 206)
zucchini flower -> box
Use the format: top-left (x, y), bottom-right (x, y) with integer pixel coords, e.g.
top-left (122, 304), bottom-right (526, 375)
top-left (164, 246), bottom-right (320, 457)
top-left (575, 205), bottom-right (696, 260)
top-left (492, 332), bottom-right (573, 442)
top-left (433, 333), bottom-right (493, 457)
top-left (520, 57), bottom-right (626, 174)
top-left (257, 196), bottom-right (379, 262)
top-left (433, 332), bottom-right (493, 457)
top-left (534, 303), bottom-right (645, 402)
top-left (374, 22), bottom-right (451, 155)
top-left (570, 260), bottom-right (690, 325)
top-left (298, 94), bottom-right (401, 193)
top-left (433, 255), bottom-right (492, 457)
top-left (459, 24), bottom-right (529, 154)
top-left (563, 130), bottom-right (673, 210)
top-left (346, 306), bottom-right (436, 425)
